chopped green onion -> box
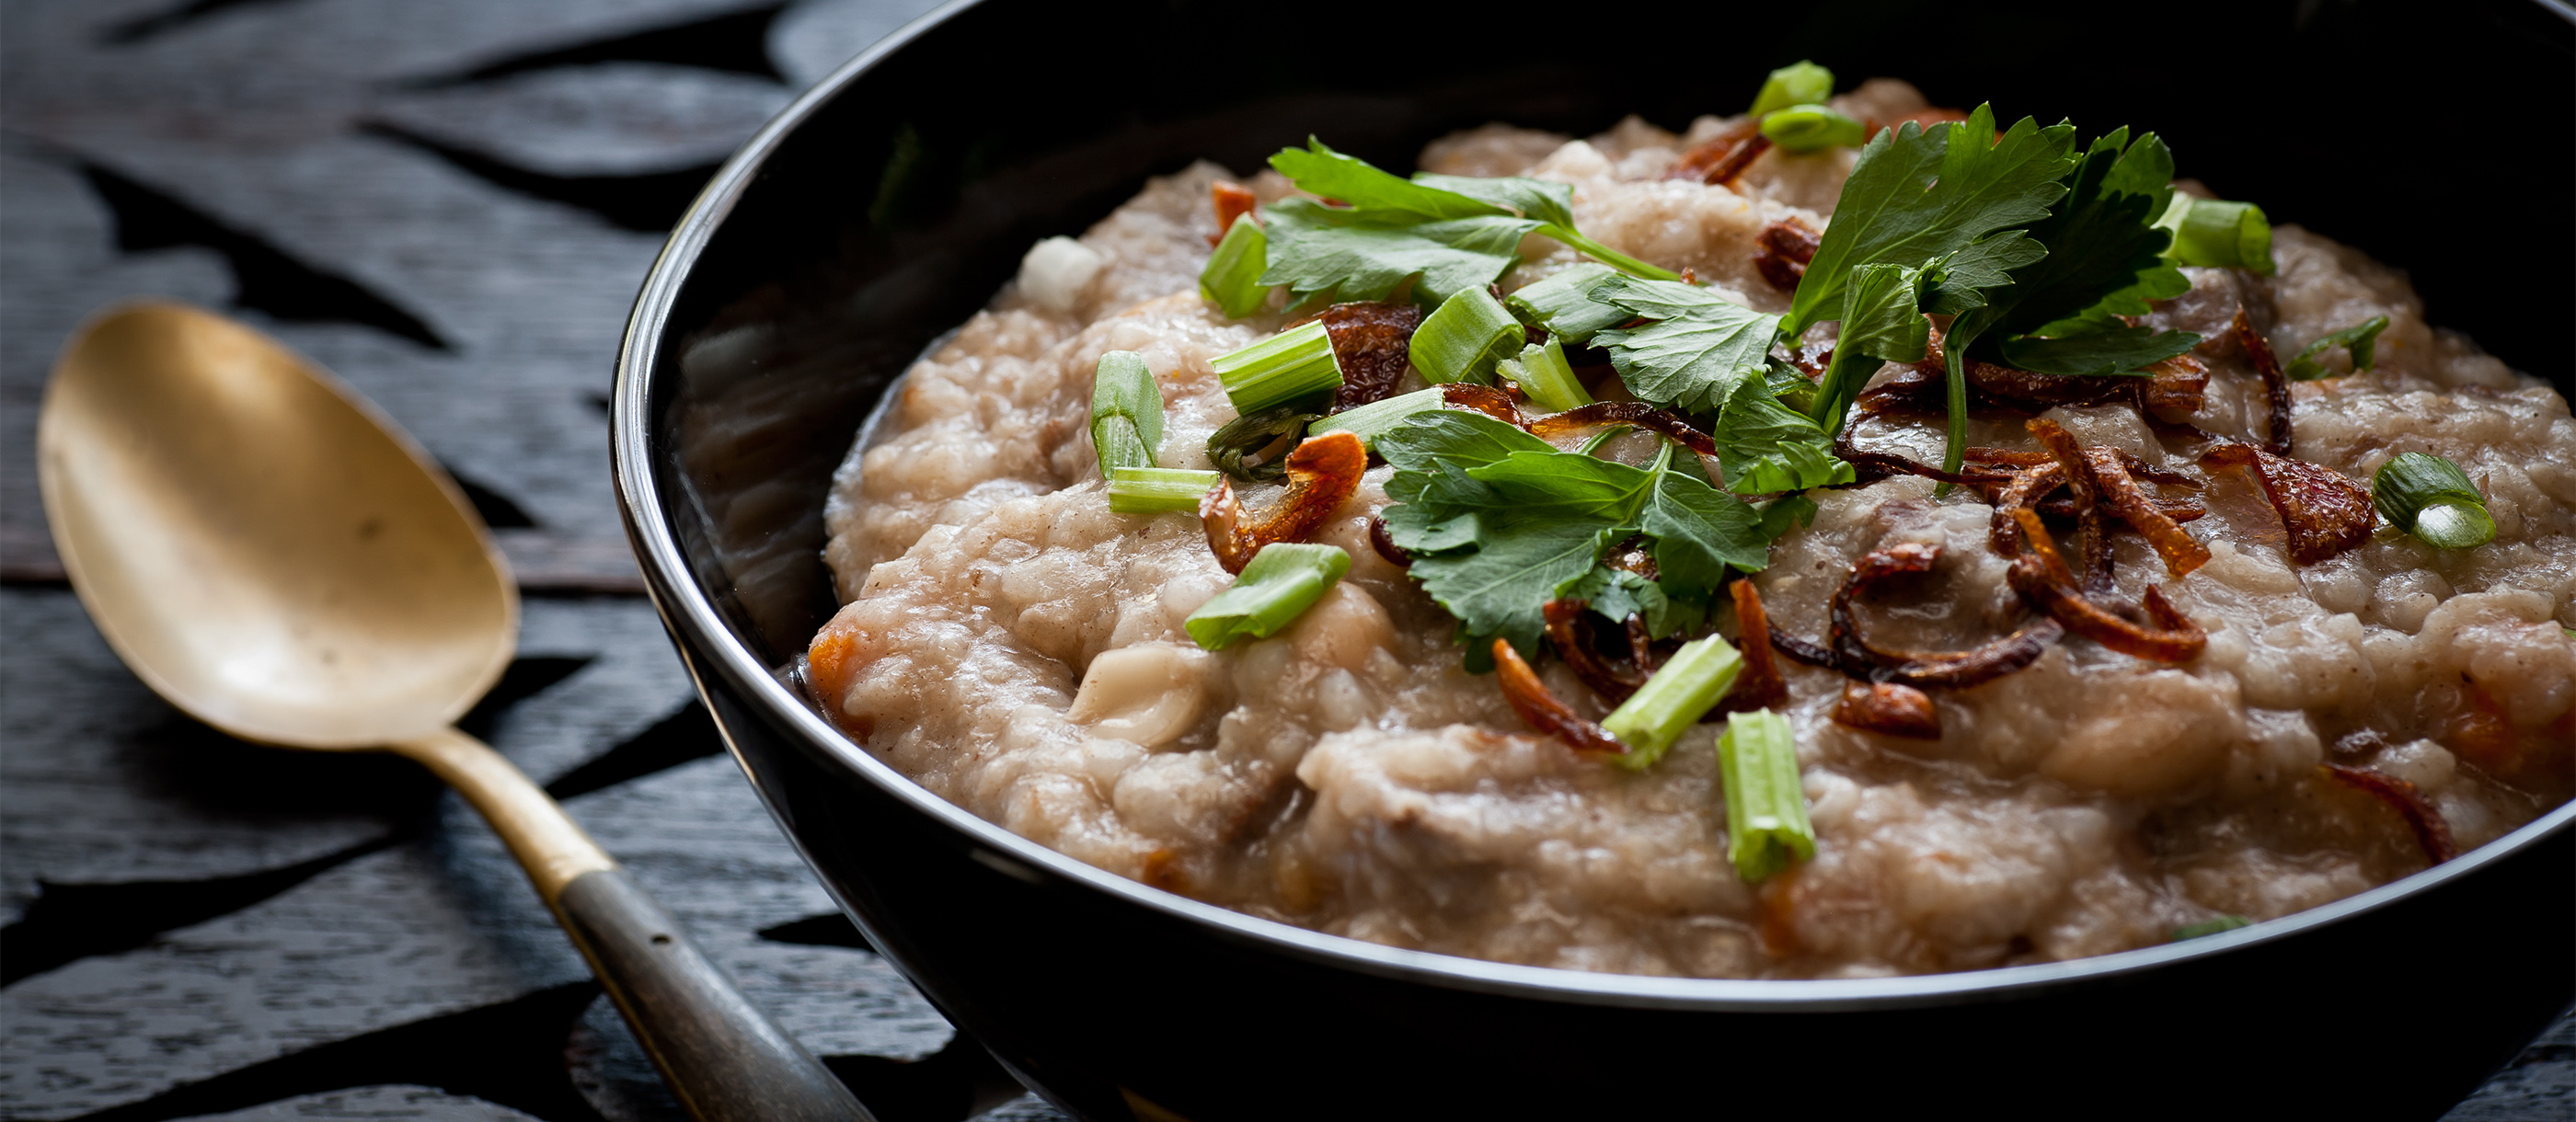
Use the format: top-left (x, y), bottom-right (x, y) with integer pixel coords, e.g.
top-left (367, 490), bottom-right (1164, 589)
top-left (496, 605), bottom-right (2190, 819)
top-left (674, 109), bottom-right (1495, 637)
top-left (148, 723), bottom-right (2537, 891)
top-left (1504, 263), bottom-right (1628, 344)
top-left (1090, 350), bottom-right (1163, 475)
top-left (2373, 452), bottom-right (2496, 550)
top-left (2155, 195), bottom-right (2274, 274)
top-left (1199, 214), bottom-right (1272, 319)
top-left (1313, 387), bottom-right (1443, 450)
top-left (1749, 61), bottom-right (1834, 118)
top-left (1603, 635), bottom-right (1742, 771)
top-left (2285, 315), bottom-right (2389, 381)
top-left (2170, 915), bottom-right (2252, 941)
top-left (1212, 320), bottom-right (1344, 414)
top-left (1713, 710), bottom-right (1814, 882)
top-left (1495, 336), bottom-right (1592, 413)
top-left (1107, 466), bottom-right (1219, 514)
top-left (1760, 104), bottom-right (1868, 153)
top-left (1206, 404), bottom-right (1322, 482)
top-left (1184, 543), bottom-right (1351, 650)
top-left (1409, 287), bottom-right (1524, 385)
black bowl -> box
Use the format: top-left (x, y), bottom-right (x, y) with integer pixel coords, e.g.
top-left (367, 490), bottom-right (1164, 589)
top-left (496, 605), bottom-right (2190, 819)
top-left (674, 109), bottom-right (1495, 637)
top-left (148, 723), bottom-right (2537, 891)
top-left (613, 2), bottom-right (2576, 1117)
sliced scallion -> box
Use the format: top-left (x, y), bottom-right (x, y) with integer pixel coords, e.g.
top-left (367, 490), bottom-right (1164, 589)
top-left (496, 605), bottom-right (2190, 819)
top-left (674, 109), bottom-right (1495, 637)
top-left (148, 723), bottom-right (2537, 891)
top-left (1760, 104), bottom-right (1867, 153)
top-left (1211, 320), bottom-right (1343, 415)
top-left (1495, 336), bottom-right (1592, 413)
top-left (2170, 915), bottom-right (2251, 941)
top-left (2285, 315), bottom-right (2389, 381)
top-left (1714, 709), bottom-right (1814, 883)
top-left (1313, 387), bottom-right (1443, 450)
top-left (1410, 287), bottom-right (1524, 385)
top-left (1749, 61), bottom-right (1834, 118)
top-left (1200, 214), bottom-right (1271, 319)
top-left (2373, 452), bottom-right (2496, 550)
top-left (1184, 543), bottom-right (1351, 650)
top-left (1107, 466), bottom-right (1219, 514)
top-left (2155, 195), bottom-right (2274, 274)
top-left (1090, 350), bottom-right (1163, 475)
top-left (1603, 635), bottom-right (1742, 771)
top-left (1503, 263), bottom-right (1627, 345)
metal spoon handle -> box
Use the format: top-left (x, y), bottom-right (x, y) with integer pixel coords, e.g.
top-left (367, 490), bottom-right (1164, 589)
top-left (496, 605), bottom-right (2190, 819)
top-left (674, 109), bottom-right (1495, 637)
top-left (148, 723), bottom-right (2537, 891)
top-left (396, 728), bottom-right (872, 1122)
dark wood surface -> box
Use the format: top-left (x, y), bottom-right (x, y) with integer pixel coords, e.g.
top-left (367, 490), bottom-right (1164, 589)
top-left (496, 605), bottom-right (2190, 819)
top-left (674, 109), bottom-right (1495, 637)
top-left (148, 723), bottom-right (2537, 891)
top-left (0, 2), bottom-right (2565, 1119)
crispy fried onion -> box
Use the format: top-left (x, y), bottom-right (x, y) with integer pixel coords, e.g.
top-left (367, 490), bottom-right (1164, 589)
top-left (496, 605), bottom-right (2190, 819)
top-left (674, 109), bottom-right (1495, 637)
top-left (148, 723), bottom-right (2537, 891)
top-left (1440, 383), bottom-right (1526, 427)
top-left (1754, 216), bottom-right (1821, 293)
top-left (1320, 302), bottom-right (1424, 409)
top-left (1365, 514), bottom-right (1409, 568)
top-left (1718, 578), bottom-right (1788, 713)
top-left (1199, 430), bottom-right (1366, 573)
top-left (2141, 353), bottom-right (2210, 416)
top-left (1492, 638), bottom-right (1627, 754)
top-left (1834, 681), bottom-right (1942, 739)
top-left (1207, 180), bottom-right (1259, 246)
top-left (2029, 418), bottom-right (2114, 591)
top-left (2005, 507), bottom-right (2207, 662)
top-left (1666, 120), bottom-right (1772, 186)
top-left (1525, 400), bottom-right (1719, 456)
top-left (1543, 599), bottom-right (1656, 705)
top-left (1828, 543), bottom-right (2063, 689)
top-left (2322, 763), bottom-right (2461, 864)
top-left (2197, 442), bottom-right (2375, 566)
top-left (2230, 305), bottom-right (2295, 457)
top-left (1855, 352), bottom-right (2210, 422)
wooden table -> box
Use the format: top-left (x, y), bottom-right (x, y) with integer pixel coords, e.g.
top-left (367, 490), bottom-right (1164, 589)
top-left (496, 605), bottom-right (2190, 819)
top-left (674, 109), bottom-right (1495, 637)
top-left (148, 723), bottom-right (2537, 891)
top-left (1, 2), bottom-right (2565, 1118)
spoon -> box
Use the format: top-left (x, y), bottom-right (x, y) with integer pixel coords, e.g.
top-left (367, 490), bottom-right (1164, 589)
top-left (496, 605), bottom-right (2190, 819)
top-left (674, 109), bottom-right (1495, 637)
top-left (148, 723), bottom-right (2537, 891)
top-left (38, 302), bottom-right (873, 1122)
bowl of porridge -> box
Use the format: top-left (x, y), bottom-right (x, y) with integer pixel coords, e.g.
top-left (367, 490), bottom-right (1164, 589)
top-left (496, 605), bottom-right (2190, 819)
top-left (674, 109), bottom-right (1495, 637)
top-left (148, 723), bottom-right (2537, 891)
top-left (613, 1), bottom-right (2575, 1116)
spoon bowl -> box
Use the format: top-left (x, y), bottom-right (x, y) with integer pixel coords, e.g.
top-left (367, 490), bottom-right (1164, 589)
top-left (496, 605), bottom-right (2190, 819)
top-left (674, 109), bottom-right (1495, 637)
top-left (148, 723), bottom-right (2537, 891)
top-left (39, 303), bottom-right (512, 749)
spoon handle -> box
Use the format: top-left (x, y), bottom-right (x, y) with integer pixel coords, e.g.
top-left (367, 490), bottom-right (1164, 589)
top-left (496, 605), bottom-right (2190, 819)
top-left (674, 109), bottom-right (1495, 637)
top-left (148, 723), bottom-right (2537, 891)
top-left (396, 727), bottom-right (874, 1122)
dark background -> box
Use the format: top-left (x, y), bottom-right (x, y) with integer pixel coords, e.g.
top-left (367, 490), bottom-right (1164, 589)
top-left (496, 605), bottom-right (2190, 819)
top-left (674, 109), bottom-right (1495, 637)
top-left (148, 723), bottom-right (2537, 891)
top-left (0, 1), bottom-right (2567, 1118)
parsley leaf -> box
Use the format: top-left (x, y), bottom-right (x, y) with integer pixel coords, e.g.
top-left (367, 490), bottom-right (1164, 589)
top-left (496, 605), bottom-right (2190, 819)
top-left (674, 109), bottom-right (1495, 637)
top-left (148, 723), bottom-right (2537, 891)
top-left (1557, 565), bottom-right (1708, 639)
top-left (1259, 139), bottom-right (1676, 305)
top-left (1781, 106), bottom-right (2079, 338)
top-left (1591, 276), bottom-right (1783, 412)
top-left (1991, 128), bottom-right (2191, 337)
top-left (1811, 261), bottom-right (1929, 431)
top-left (1715, 373), bottom-right (1854, 494)
top-left (1997, 326), bottom-right (2198, 376)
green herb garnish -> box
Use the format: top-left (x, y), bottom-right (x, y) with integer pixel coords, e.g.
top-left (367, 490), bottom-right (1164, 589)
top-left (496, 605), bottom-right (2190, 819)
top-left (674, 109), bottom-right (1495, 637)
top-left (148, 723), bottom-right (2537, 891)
top-left (1211, 320), bottom-right (1342, 414)
top-left (1199, 214), bottom-right (1272, 319)
top-left (1810, 261), bottom-right (1928, 432)
top-left (1761, 104), bottom-right (1867, 154)
top-left (1602, 635), bottom-right (1742, 769)
top-left (1257, 139), bottom-right (1675, 306)
top-left (1107, 467), bottom-right (1219, 514)
top-left (1591, 276), bottom-right (1782, 413)
top-left (1714, 710), bottom-right (1815, 882)
top-left (2156, 195), bottom-right (2274, 273)
top-left (1312, 386), bottom-right (1443, 450)
top-left (1090, 350), bottom-right (1163, 475)
top-left (1496, 336), bottom-right (1591, 413)
top-left (2285, 315), bottom-right (2389, 381)
top-left (1503, 263), bottom-right (1627, 344)
top-left (1749, 61), bottom-right (1834, 117)
top-left (1411, 287), bottom-right (1524, 385)
top-left (2373, 452), bottom-right (2496, 550)
top-left (2170, 915), bottom-right (2252, 941)
top-left (1184, 543), bottom-right (1352, 650)
top-left (1207, 404), bottom-right (1322, 482)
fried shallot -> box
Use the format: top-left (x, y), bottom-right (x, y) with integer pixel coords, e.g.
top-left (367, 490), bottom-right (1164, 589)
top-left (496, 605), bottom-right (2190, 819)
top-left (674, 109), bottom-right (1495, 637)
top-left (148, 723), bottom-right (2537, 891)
top-left (1526, 401), bottom-right (1719, 456)
top-left (2323, 763), bottom-right (2461, 864)
top-left (2140, 353), bottom-right (2210, 416)
top-left (1754, 217), bottom-right (1821, 292)
top-left (2005, 508), bottom-right (2207, 663)
top-left (1828, 542), bottom-right (2064, 688)
top-left (2230, 306), bottom-right (2295, 457)
top-left (1199, 430), bottom-right (1367, 573)
top-left (2029, 418), bottom-right (2113, 591)
top-left (2085, 448), bottom-right (2212, 578)
top-left (1833, 681), bottom-right (1942, 739)
top-left (1207, 180), bottom-right (1259, 246)
top-left (2197, 443), bottom-right (2376, 565)
top-left (1319, 302), bottom-right (1423, 409)
top-left (1667, 120), bottom-right (1771, 186)
top-left (1493, 638), bottom-right (1627, 755)
top-left (1441, 383), bottom-right (1526, 428)
top-left (1543, 600), bottom-right (1653, 704)
top-left (1365, 514), bottom-right (1409, 568)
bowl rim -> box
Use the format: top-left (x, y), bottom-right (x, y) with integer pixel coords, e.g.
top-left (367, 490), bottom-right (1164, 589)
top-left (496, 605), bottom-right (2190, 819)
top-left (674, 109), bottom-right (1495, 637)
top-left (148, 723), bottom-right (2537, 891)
top-left (612, 0), bottom-right (2576, 1013)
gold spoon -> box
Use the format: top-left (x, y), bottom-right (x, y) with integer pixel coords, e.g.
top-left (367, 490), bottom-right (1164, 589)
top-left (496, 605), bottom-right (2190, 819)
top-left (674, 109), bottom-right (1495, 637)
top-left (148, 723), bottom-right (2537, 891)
top-left (38, 302), bottom-right (872, 1122)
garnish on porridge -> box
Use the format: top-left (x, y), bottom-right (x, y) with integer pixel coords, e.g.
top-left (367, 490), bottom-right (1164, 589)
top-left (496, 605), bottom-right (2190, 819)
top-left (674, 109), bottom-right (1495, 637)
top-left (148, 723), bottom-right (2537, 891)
top-left (807, 63), bottom-right (2574, 979)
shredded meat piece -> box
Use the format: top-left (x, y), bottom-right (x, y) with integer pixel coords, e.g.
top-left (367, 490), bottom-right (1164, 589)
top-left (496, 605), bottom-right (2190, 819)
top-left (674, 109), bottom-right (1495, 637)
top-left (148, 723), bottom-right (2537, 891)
top-left (2029, 418), bottom-right (2113, 592)
top-left (2005, 508), bottom-right (2207, 663)
top-left (2198, 443), bottom-right (2376, 565)
top-left (1318, 302), bottom-right (1424, 409)
top-left (2230, 306), bottom-right (2295, 457)
top-left (1492, 638), bottom-right (1627, 754)
top-left (2322, 764), bottom-right (2461, 864)
top-left (1543, 600), bottom-right (1647, 704)
top-left (1207, 180), bottom-right (1259, 246)
top-left (1667, 120), bottom-right (1772, 186)
top-left (1717, 578), bottom-right (1788, 713)
top-left (1827, 542), bottom-right (2064, 688)
top-left (2084, 448), bottom-right (2212, 578)
top-left (1198, 430), bottom-right (1367, 573)
top-left (1754, 217), bottom-right (1821, 292)
top-left (1526, 401), bottom-right (1719, 456)
top-left (1365, 514), bottom-right (1409, 568)
top-left (1441, 384), bottom-right (1526, 428)
top-left (1832, 681), bottom-right (1942, 739)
